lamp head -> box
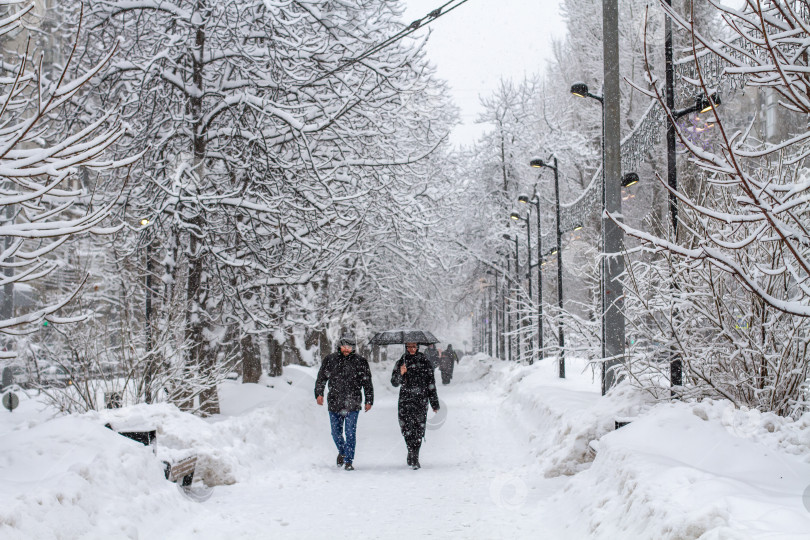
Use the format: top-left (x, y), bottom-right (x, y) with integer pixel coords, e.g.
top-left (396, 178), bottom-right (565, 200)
top-left (510, 212), bottom-right (520, 221)
top-left (140, 218), bottom-right (150, 226)
top-left (573, 223), bottom-right (584, 231)
top-left (518, 194), bottom-right (529, 204)
top-left (502, 233), bottom-right (512, 241)
top-left (621, 172), bottom-right (640, 188)
top-left (529, 157), bottom-right (545, 168)
top-left (570, 82), bottom-right (589, 98)
top-left (698, 93), bottom-right (721, 113)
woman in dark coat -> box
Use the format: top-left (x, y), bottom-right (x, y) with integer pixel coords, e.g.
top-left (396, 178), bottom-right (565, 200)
top-left (391, 342), bottom-right (440, 469)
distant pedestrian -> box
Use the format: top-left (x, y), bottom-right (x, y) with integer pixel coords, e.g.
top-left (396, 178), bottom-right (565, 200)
top-left (424, 343), bottom-right (440, 370)
top-left (314, 333), bottom-right (374, 471)
top-left (391, 342), bottom-right (440, 469)
top-left (439, 343), bottom-right (459, 385)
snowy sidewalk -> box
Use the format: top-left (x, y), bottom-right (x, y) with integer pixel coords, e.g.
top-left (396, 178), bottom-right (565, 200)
top-left (2, 356), bottom-right (810, 539)
top-left (167, 363), bottom-right (570, 539)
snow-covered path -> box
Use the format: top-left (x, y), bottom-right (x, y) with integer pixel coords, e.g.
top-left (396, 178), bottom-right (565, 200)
top-left (171, 365), bottom-right (567, 539)
top-left (5, 356), bottom-right (808, 539)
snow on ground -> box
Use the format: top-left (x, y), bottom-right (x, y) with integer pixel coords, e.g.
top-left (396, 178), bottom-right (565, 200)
top-left (1, 355), bottom-right (809, 539)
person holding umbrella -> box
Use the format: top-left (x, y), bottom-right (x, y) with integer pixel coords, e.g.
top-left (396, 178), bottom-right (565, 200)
top-left (391, 342), bottom-right (440, 469)
top-left (314, 333), bottom-right (373, 471)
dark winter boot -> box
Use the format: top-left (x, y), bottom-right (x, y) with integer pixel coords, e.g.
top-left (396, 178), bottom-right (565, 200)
top-left (411, 449), bottom-right (421, 470)
top-left (344, 462), bottom-right (354, 471)
top-left (337, 454), bottom-right (344, 466)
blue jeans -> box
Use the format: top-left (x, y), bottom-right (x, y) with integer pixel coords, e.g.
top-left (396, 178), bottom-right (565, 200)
top-left (329, 411), bottom-right (359, 464)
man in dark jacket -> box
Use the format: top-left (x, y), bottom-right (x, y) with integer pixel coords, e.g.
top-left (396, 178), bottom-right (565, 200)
top-left (315, 334), bottom-right (373, 471)
top-left (391, 342), bottom-right (439, 469)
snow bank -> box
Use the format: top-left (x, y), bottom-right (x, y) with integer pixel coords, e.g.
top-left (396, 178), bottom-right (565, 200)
top-left (0, 406), bottom-right (195, 539)
top-left (460, 353), bottom-right (656, 477)
top-left (462, 354), bottom-right (810, 538)
top-left (551, 403), bottom-right (810, 539)
top-left (0, 365), bottom-right (321, 538)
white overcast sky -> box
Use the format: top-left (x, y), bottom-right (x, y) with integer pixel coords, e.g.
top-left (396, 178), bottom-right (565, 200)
top-left (401, 0), bottom-right (565, 147)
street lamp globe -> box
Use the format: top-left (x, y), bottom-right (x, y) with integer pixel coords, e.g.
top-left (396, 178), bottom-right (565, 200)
top-left (529, 157), bottom-right (545, 168)
top-left (510, 212), bottom-right (520, 221)
top-left (517, 195), bottom-right (530, 204)
top-left (570, 82), bottom-right (590, 98)
top-left (699, 93), bottom-right (721, 113)
top-left (621, 172), bottom-right (640, 188)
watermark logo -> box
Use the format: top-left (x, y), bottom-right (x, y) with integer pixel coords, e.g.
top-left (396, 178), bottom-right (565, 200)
top-left (177, 483), bottom-right (214, 502)
top-left (426, 398), bottom-right (448, 430)
top-left (489, 474), bottom-right (528, 511)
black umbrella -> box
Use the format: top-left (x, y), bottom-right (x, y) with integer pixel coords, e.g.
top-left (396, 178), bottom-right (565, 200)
top-left (369, 329), bottom-right (439, 345)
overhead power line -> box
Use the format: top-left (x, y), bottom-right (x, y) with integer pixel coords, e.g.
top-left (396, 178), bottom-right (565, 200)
top-left (304, 0), bottom-right (473, 87)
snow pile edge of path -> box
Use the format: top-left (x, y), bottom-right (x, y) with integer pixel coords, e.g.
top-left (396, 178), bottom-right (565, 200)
top-left (460, 354), bottom-right (810, 539)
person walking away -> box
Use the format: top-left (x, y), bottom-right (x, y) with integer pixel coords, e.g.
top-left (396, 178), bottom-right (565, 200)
top-left (424, 343), bottom-right (440, 370)
top-left (314, 333), bottom-right (373, 471)
top-left (391, 342), bottom-right (439, 469)
top-left (439, 343), bottom-right (459, 385)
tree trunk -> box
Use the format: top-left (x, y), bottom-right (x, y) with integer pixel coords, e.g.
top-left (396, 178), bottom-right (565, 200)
top-left (285, 331), bottom-right (305, 365)
top-left (241, 334), bottom-right (261, 384)
top-left (188, 9), bottom-right (219, 418)
top-left (317, 329), bottom-right (331, 362)
top-left (267, 334), bottom-right (283, 377)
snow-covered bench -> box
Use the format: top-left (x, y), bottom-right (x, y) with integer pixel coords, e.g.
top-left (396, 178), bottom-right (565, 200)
top-left (105, 422), bottom-right (197, 486)
top-left (163, 455), bottom-right (197, 487)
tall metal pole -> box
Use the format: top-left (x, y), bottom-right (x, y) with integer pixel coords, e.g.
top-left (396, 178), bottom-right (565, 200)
top-left (665, 0), bottom-right (683, 389)
top-left (500, 263), bottom-right (506, 360)
top-left (522, 217), bottom-right (533, 365)
top-left (554, 158), bottom-right (565, 378)
top-left (506, 256), bottom-right (512, 362)
top-left (493, 272), bottom-right (500, 359)
top-left (602, 0), bottom-right (626, 394)
top-left (513, 235), bottom-right (521, 363)
top-left (533, 192), bottom-right (544, 361)
top-left (487, 287), bottom-right (493, 356)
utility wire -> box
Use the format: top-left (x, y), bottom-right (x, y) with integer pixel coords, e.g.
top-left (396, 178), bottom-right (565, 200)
top-left (303, 0), bottom-right (473, 87)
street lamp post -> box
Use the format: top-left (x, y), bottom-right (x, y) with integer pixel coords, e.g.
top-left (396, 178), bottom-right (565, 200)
top-left (498, 254), bottom-right (507, 360)
top-left (502, 233), bottom-right (521, 362)
top-left (529, 157), bottom-right (566, 378)
top-left (519, 187), bottom-right (544, 361)
top-left (665, 91), bottom-right (720, 389)
top-left (510, 211), bottom-right (534, 365)
top-left (486, 269), bottom-right (502, 360)
top-left (505, 255), bottom-right (511, 362)
top-left (487, 286), bottom-right (494, 356)
top-left (571, 82), bottom-right (611, 391)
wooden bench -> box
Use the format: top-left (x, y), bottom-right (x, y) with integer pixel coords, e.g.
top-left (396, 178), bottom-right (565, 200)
top-left (163, 455), bottom-right (197, 487)
top-left (105, 423), bottom-right (197, 486)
